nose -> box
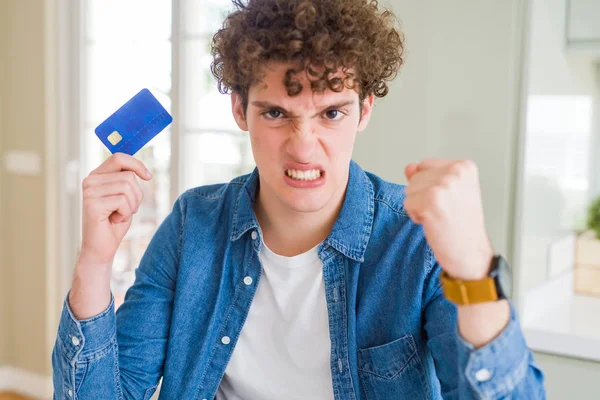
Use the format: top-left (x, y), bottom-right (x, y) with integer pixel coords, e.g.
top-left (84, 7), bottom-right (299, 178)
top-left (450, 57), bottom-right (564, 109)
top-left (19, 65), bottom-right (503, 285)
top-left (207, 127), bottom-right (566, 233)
top-left (286, 119), bottom-right (317, 162)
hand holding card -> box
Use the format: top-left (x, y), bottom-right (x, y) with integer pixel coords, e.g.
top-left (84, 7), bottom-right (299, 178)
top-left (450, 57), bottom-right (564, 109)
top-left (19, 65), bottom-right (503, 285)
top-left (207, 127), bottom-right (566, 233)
top-left (71, 152), bottom-right (152, 320)
top-left (78, 87), bottom-right (171, 265)
top-left (79, 153), bottom-right (152, 268)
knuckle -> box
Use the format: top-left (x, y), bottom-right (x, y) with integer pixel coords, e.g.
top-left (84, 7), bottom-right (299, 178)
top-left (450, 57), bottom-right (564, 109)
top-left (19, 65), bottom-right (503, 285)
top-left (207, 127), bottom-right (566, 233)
top-left (464, 159), bottom-right (479, 176)
top-left (440, 174), bottom-right (455, 188)
top-left (452, 159), bottom-right (475, 176)
top-left (427, 187), bottom-right (444, 205)
top-left (120, 180), bottom-right (131, 191)
top-left (82, 187), bottom-right (95, 198)
top-left (131, 178), bottom-right (143, 196)
top-left (122, 195), bottom-right (134, 211)
top-left (127, 180), bottom-right (138, 197)
top-left (462, 158), bottom-right (476, 169)
top-left (114, 152), bottom-right (127, 163)
top-left (449, 162), bottom-right (463, 176)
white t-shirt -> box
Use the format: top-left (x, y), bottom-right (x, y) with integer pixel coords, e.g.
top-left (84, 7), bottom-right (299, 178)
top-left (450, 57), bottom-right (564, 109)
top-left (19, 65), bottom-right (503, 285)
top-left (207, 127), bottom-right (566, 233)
top-left (216, 241), bottom-right (334, 400)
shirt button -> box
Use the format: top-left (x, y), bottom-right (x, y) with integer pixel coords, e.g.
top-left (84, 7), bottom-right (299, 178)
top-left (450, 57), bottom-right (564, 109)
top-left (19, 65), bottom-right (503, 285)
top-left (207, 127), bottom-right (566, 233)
top-left (68, 389), bottom-right (73, 397)
top-left (475, 368), bottom-right (492, 382)
top-left (221, 336), bottom-right (231, 345)
top-left (251, 231), bottom-right (258, 240)
top-left (71, 336), bottom-right (80, 346)
top-left (243, 276), bottom-right (253, 285)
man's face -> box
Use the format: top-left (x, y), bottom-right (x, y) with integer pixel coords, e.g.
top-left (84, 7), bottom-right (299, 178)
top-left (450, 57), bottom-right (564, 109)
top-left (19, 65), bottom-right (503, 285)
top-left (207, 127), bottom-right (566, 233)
top-left (232, 62), bottom-right (374, 214)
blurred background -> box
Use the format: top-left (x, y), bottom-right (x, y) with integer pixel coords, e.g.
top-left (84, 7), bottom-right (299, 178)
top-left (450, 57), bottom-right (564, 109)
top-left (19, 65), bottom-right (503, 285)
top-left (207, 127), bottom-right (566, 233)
top-left (1, 0), bottom-right (599, 399)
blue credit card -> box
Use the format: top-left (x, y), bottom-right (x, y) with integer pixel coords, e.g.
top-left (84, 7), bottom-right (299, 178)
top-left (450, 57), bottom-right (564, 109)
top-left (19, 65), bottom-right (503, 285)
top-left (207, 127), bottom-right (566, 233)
top-left (95, 88), bottom-right (172, 156)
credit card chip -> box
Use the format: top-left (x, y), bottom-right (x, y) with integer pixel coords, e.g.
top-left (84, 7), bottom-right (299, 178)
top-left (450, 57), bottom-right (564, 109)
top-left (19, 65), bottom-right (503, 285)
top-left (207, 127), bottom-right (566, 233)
top-left (107, 131), bottom-right (122, 145)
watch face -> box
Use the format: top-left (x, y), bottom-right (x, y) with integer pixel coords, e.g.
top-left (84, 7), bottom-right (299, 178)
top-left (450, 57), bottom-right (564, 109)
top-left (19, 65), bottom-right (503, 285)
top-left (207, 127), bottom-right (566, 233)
top-left (495, 255), bottom-right (512, 299)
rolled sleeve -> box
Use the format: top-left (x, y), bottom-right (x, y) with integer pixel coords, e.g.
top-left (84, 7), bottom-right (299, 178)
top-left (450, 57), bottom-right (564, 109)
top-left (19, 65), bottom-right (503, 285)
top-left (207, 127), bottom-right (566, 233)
top-left (457, 302), bottom-right (530, 399)
top-left (57, 291), bottom-right (116, 362)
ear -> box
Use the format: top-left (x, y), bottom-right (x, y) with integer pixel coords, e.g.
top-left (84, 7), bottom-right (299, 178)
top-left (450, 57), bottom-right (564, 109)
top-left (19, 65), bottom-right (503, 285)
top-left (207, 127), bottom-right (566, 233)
top-left (357, 93), bottom-right (375, 133)
top-left (231, 92), bottom-right (249, 131)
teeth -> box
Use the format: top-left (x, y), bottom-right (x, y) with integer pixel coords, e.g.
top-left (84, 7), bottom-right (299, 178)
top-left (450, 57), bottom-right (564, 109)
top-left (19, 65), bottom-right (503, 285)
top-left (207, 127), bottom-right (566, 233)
top-left (286, 169), bottom-right (322, 181)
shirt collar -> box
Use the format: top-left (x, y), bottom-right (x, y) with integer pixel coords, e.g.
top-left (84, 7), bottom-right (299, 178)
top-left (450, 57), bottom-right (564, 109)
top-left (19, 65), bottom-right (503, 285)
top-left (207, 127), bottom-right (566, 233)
top-left (230, 160), bottom-right (374, 262)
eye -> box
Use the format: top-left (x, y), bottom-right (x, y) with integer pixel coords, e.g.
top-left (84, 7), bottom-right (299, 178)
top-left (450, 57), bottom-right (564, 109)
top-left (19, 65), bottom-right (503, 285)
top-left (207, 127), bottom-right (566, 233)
top-left (324, 109), bottom-right (344, 121)
top-left (263, 109), bottom-right (284, 119)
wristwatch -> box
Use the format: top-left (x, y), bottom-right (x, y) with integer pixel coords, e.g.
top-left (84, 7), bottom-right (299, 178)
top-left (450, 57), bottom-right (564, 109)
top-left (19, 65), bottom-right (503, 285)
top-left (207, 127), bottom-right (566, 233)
top-left (439, 255), bottom-right (512, 305)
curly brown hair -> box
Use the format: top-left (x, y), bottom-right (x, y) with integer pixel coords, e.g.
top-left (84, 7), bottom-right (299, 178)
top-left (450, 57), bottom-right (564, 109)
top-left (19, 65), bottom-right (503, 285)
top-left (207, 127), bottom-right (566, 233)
top-left (210, 0), bottom-right (405, 113)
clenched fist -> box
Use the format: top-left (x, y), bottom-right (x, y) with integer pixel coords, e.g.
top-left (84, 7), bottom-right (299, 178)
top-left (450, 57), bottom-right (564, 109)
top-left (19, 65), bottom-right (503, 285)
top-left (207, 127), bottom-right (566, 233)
top-left (403, 158), bottom-right (494, 281)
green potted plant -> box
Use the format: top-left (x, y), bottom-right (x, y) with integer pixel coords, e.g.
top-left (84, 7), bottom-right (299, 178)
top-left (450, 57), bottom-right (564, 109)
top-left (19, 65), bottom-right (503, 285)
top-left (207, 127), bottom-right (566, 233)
top-left (574, 196), bottom-right (600, 297)
top-left (587, 197), bottom-right (600, 239)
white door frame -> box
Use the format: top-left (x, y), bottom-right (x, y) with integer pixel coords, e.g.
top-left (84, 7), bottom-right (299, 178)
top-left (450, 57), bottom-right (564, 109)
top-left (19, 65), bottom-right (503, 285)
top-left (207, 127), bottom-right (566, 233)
top-left (44, 0), bottom-right (84, 355)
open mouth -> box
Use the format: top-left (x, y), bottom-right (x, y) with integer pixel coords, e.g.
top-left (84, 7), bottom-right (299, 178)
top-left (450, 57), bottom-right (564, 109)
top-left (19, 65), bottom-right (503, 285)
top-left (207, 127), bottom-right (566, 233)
top-left (285, 168), bottom-right (324, 181)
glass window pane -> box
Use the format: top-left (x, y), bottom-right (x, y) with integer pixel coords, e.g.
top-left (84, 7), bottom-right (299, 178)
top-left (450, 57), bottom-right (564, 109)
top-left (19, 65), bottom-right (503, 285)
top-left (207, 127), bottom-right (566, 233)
top-left (182, 0), bottom-right (234, 37)
top-left (181, 39), bottom-right (239, 132)
top-left (86, 0), bottom-right (172, 41)
top-left (84, 41), bottom-right (172, 126)
top-left (524, 95), bottom-right (593, 230)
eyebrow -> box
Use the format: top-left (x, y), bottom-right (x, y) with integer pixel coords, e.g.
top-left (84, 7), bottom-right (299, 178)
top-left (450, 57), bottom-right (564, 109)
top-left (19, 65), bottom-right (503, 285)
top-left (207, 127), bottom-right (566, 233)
top-left (251, 100), bottom-right (356, 117)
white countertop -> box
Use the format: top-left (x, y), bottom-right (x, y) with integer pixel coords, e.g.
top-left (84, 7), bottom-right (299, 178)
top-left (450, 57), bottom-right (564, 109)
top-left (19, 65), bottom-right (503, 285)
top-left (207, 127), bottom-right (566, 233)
top-left (522, 271), bottom-right (600, 361)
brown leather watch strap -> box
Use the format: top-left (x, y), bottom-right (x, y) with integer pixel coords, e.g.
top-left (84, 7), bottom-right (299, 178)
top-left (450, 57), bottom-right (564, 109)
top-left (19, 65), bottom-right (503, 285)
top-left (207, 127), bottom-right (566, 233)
top-left (439, 271), bottom-right (498, 305)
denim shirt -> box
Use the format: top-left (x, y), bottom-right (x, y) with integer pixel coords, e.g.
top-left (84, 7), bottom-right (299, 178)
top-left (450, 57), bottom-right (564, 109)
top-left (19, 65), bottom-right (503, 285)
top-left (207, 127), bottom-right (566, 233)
top-left (52, 161), bottom-right (545, 399)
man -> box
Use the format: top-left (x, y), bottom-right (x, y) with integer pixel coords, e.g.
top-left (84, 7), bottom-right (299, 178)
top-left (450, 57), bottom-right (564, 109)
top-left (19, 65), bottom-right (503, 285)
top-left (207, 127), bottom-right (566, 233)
top-left (52, 0), bottom-right (545, 398)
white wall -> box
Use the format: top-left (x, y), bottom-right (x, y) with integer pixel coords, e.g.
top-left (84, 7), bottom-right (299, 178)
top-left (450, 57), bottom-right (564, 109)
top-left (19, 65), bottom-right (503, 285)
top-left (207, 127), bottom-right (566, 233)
top-left (567, 0), bottom-right (600, 41)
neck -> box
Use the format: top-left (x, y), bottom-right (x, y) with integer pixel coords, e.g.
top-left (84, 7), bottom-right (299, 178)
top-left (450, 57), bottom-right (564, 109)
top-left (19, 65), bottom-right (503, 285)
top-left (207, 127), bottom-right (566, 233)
top-left (254, 183), bottom-right (347, 257)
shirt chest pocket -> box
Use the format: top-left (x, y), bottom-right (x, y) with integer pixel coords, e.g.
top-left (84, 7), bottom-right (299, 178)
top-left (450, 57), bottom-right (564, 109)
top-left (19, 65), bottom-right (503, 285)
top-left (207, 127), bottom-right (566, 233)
top-left (357, 334), bottom-right (430, 400)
